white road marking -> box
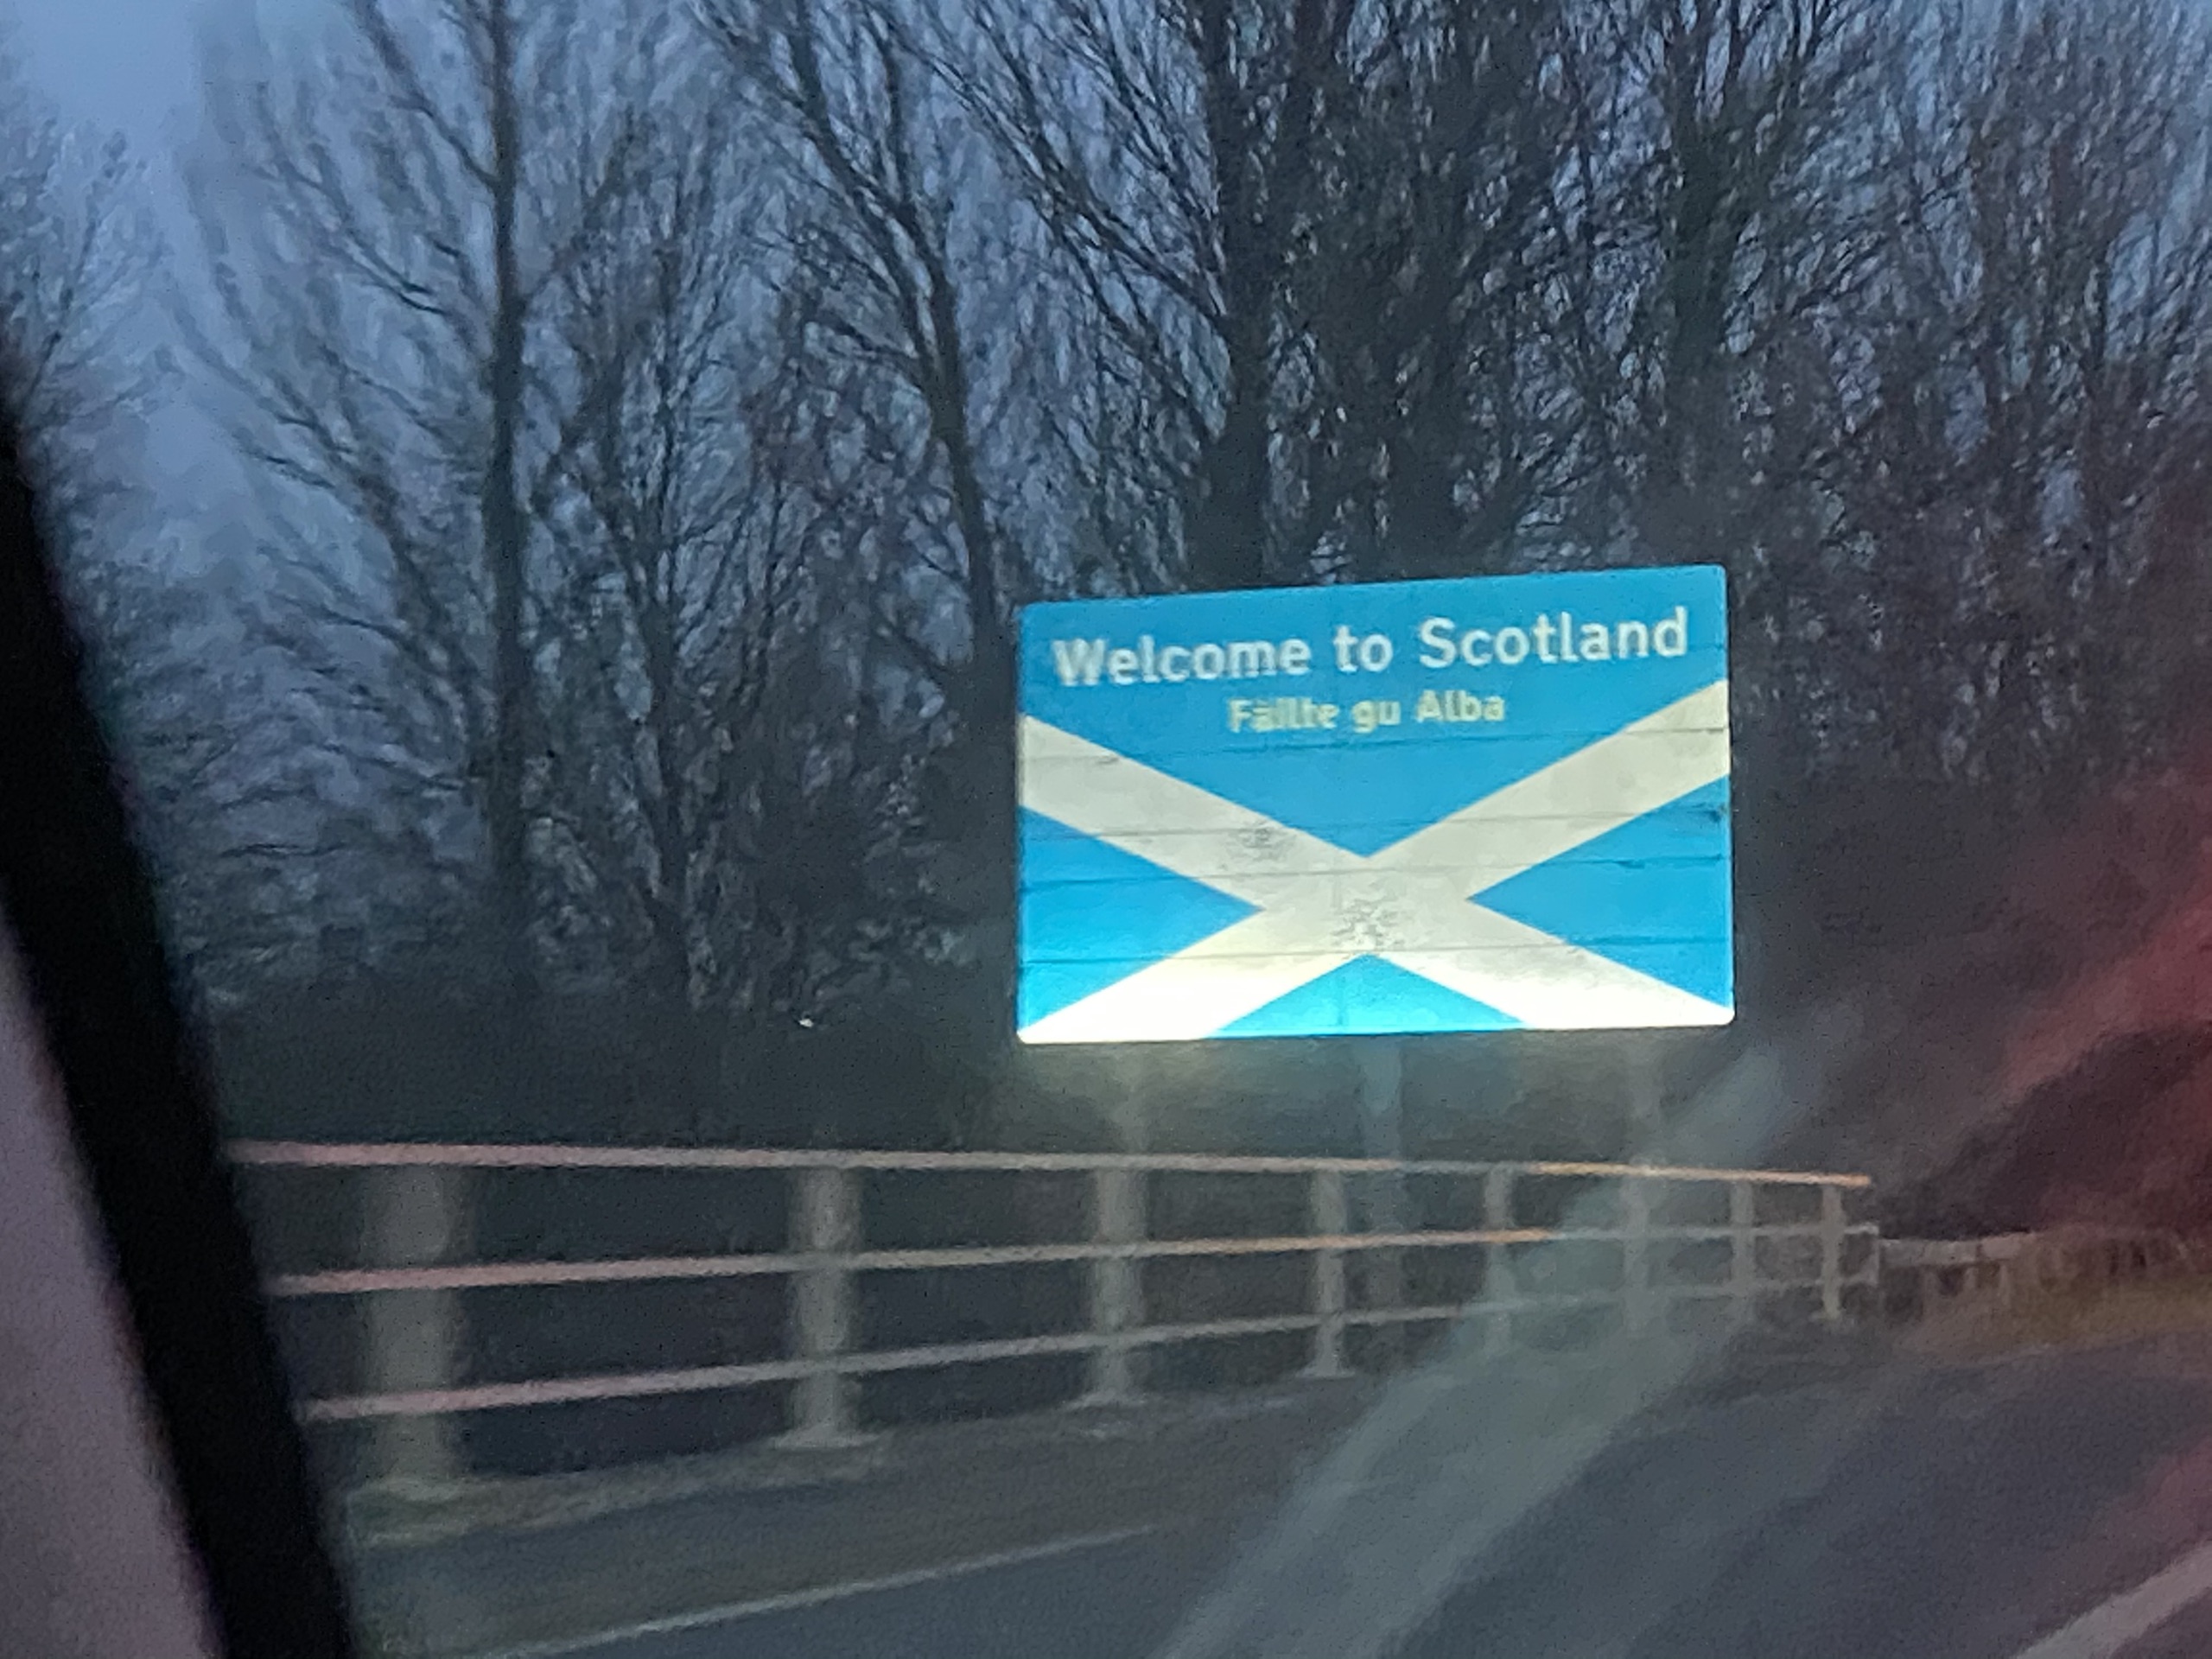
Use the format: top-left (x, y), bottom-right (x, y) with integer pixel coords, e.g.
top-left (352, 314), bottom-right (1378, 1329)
top-left (1018, 681), bottom-right (1731, 1041)
top-left (471, 1524), bottom-right (1159, 1658)
top-left (2010, 1536), bottom-right (2212, 1659)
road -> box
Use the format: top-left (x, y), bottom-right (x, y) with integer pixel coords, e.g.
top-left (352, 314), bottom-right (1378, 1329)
top-left (361, 1336), bottom-right (2212, 1659)
top-left (466, 1524), bottom-right (1239, 1659)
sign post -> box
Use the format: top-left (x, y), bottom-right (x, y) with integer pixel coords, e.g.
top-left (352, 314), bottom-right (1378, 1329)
top-left (1016, 565), bottom-right (1732, 1363)
top-left (1355, 1036), bottom-right (1408, 1359)
top-left (1626, 1042), bottom-right (1666, 1160)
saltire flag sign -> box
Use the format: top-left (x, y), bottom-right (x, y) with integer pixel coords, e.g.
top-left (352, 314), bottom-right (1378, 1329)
top-left (1015, 565), bottom-right (1732, 1043)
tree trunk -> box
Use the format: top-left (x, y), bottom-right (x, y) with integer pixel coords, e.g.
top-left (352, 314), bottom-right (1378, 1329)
top-left (483, 0), bottom-right (535, 1017)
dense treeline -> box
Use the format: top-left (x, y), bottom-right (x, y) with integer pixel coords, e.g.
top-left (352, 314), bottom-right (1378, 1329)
top-left (10, 0), bottom-right (2212, 1148)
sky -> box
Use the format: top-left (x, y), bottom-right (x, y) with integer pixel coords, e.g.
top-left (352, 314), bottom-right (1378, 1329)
top-left (4, 0), bottom-right (295, 552)
top-left (10, 0), bottom-right (207, 175)
top-left (10, 0), bottom-right (323, 162)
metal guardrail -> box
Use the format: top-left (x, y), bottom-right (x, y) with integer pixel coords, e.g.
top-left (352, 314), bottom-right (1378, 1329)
top-left (1883, 1227), bottom-right (2202, 1313)
top-left (231, 1143), bottom-right (1878, 1447)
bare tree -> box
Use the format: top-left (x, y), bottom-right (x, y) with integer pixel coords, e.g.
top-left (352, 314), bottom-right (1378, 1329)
top-left (528, 70), bottom-right (766, 1005)
top-left (0, 43), bottom-right (162, 549)
top-left (190, 0), bottom-right (644, 1009)
top-left (162, 0), bottom-right (2212, 1134)
top-left (1532, 0), bottom-right (1904, 789)
top-left (958, 0), bottom-right (1359, 590)
top-left (1850, 0), bottom-right (2212, 796)
top-left (530, 73), bottom-right (936, 1020)
top-left (704, 0), bottom-right (1009, 659)
top-left (702, 0), bottom-right (1041, 1010)
top-left (1610, 0), bottom-right (1891, 504)
top-left (1280, 0), bottom-right (1584, 581)
top-left (0, 47), bottom-right (287, 1004)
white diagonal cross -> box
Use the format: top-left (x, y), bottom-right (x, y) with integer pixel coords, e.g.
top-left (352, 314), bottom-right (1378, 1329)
top-left (1018, 681), bottom-right (1732, 1043)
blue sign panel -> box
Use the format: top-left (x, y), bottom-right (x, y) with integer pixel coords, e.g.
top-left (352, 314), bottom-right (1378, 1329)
top-left (1016, 565), bottom-right (1732, 1043)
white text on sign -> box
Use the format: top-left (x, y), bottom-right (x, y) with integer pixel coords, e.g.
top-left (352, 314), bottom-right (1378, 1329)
top-left (1226, 689), bottom-right (1508, 736)
top-left (1049, 607), bottom-right (1691, 688)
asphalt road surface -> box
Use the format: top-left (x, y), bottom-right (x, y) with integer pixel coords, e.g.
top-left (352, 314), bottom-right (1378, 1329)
top-left (367, 1337), bottom-right (2212, 1659)
top-left (475, 1523), bottom-right (1243, 1659)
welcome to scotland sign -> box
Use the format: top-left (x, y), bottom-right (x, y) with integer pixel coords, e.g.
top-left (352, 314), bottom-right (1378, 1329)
top-left (1015, 565), bottom-right (1733, 1043)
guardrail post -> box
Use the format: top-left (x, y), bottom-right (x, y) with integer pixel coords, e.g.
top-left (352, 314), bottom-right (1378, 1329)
top-left (1355, 1042), bottom-right (1408, 1365)
top-left (1482, 1166), bottom-right (1516, 1355)
top-left (1729, 1180), bottom-right (1758, 1322)
top-left (1819, 1185), bottom-right (1847, 1325)
top-left (363, 1164), bottom-right (468, 1490)
top-left (1622, 1175), bottom-right (1655, 1332)
top-left (1084, 1166), bottom-right (1144, 1405)
top-left (1306, 1170), bottom-right (1348, 1378)
top-left (788, 1165), bottom-right (859, 1445)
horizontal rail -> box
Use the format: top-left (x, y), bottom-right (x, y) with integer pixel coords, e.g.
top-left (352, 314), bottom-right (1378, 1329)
top-left (1882, 1230), bottom-right (2201, 1324)
top-left (229, 1140), bottom-right (1872, 1187)
top-left (246, 1142), bottom-right (1878, 1443)
top-left (1882, 1229), bottom-right (2193, 1269)
top-left (1884, 1236), bottom-right (2041, 1268)
top-left (296, 1268), bottom-right (1880, 1422)
top-left (268, 1223), bottom-right (1879, 1298)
